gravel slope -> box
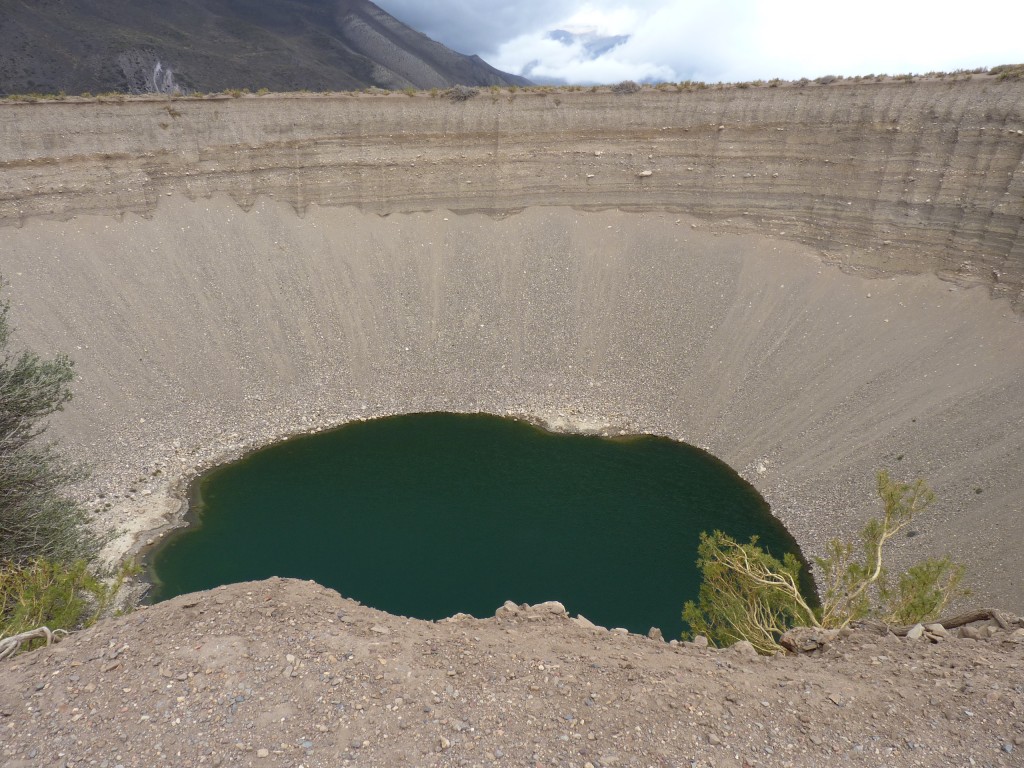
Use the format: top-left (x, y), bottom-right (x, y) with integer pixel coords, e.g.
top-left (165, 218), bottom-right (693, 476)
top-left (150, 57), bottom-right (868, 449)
top-left (2, 579), bottom-right (1023, 768)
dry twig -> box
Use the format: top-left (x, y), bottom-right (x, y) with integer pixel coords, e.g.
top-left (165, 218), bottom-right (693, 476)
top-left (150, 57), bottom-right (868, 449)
top-left (0, 626), bottom-right (67, 660)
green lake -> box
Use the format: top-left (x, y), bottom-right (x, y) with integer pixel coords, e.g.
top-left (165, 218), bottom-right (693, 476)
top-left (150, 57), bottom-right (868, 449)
top-left (146, 412), bottom-right (809, 639)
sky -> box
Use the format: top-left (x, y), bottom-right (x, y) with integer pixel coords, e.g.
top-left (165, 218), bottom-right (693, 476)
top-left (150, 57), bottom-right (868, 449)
top-left (373, 0), bottom-right (1024, 85)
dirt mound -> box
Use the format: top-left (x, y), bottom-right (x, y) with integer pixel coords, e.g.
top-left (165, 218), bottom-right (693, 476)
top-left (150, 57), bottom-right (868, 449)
top-left (1, 579), bottom-right (1022, 767)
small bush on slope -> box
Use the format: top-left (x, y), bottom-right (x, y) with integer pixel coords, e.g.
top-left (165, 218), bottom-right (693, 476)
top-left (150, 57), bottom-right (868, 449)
top-left (682, 471), bottom-right (967, 654)
top-left (0, 280), bottom-right (126, 653)
top-left (0, 284), bottom-right (98, 565)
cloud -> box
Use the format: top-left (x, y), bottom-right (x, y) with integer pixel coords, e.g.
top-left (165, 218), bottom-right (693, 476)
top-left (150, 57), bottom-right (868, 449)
top-left (372, 0), bottom-right (579, 55)
top-left (375, 0), bottom-right (1024, 84)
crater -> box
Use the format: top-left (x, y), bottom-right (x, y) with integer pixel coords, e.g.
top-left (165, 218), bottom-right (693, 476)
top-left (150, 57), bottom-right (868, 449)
top-left (2, 84), bottom-right (1022, 613)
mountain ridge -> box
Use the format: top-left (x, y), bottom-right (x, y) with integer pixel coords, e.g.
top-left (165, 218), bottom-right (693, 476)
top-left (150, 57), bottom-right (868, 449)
top-left (0, 0), bottom-right (530, 95)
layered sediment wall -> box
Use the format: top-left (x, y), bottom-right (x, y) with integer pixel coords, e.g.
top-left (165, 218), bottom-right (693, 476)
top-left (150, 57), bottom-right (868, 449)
top-left (1, 80), bottom-right (1022, 610)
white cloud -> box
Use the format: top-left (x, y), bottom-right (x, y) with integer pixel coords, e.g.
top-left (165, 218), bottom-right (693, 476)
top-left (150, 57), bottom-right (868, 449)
top-left (376, 0), bottom-right (1024, 84)
top-left (373, 0), bottom-right (578, 55)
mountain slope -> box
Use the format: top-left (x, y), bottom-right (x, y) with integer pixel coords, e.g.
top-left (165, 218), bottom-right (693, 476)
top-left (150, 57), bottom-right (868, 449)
top-left (0, 0), bottom-right (530, 94)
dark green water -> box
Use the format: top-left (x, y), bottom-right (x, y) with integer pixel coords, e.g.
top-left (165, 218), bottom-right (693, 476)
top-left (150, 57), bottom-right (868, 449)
top-left (147, 412), bottom-right (808, 639)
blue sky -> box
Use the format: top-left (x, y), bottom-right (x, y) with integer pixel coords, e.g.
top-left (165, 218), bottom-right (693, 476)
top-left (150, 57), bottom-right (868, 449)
top-left (374, 0), bottom-right (1024, 84)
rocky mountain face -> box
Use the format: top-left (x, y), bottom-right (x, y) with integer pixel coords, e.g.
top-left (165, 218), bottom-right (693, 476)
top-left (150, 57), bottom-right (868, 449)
top-left (0, 0), bottom-right (530, 95)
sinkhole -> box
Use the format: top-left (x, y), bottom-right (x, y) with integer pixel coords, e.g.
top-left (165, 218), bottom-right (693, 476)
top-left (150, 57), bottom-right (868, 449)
top-left (146, 412), bottom-right (811, 638)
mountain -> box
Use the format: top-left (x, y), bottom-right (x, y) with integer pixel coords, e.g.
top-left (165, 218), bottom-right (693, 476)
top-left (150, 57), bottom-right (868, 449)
top-left (0, 0), bottom-right (530, 95)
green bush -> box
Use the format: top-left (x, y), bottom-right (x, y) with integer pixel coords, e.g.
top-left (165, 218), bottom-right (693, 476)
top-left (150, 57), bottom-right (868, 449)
top-left (682, 532), bottom-right (816, 654)
top-left (682, 471), bottom-right (967, 653)
top-left (1, 557), bottom-right (138, 651)
top-left (1, 558), bottom-right (104, 638)
top-left (0, 286), bottom-right (99, 565)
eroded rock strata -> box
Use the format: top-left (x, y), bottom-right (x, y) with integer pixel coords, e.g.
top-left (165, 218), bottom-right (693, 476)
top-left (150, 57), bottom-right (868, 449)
top-left (0, 80), bottom-right (1022, 614)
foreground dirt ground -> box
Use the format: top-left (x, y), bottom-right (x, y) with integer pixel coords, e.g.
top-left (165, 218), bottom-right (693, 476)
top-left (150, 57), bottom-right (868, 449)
top-left (1, 578), bottom-right (1022, 768)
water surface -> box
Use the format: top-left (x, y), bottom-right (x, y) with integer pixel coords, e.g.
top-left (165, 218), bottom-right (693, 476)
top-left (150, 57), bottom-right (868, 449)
top-left (148, 412), bottom-right (808, 638)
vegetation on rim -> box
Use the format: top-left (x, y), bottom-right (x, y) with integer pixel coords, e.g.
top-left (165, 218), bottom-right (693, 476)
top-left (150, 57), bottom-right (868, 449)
top-left (0, 281), bottom-right (126, 652)
top-left (682, 471), bottom-right (968, 654)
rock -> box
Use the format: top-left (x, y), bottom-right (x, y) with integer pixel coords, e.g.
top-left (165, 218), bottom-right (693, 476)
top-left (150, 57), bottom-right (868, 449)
top-left (256, 748), bottom-right (269, 758)
top-left (369, 624), bottom-right (390, 635)
top-left (572, 615), bottom-right (598, 630)
top-left (729, 640), bottom-right (759, 657)
top-left (692, 635), bottom-right (709, 648)
top-left (438, 736), bottom-right (451, 750)
top-left (637, 170), bottom-right (653, 177)
top-left (924, 623), bottom-right (949, 638)
top-left (496, 600), bottom-right (521, 618)
top-left (647, 627), bottom-right (664, 642)
top-left (707, 733), bottom-right (722, 745)
top-left (780, 627), bottom-right (839, 654)
top-left (1003, 628), bottom-right (1024, 643)
top-left (905, 623), bottom-right (925, 640)
top-left (958, 625), bottom-right (983, 640)
top-left (534, 600), bottom-right (566, 616)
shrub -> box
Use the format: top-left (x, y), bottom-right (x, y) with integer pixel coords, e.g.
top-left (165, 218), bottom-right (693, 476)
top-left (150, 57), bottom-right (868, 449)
top-left (611, 80), bottom-right (642, 94)
top-left (991, 64), bottom-right (1024, 80)
top-left (682, 471), bottom-right (967, 653)
top-left (445, 85), bottom-right (478, 102)
top-left (1, 557), bottom-right (138, 654)
top-left (682, 532), bottom-right (816, 654)
top-left (0, 286), bottom-right (98, 566)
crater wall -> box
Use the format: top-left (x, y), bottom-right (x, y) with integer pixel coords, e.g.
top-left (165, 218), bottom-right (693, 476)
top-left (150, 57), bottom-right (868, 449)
top-left (1, 81), bottom-right (1022, 610)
